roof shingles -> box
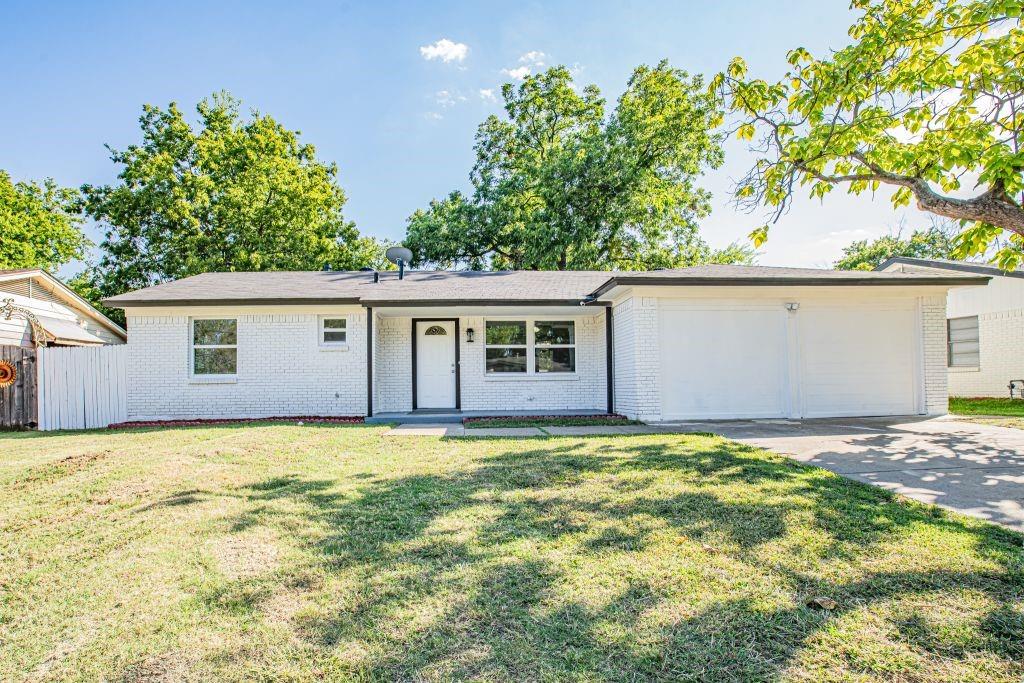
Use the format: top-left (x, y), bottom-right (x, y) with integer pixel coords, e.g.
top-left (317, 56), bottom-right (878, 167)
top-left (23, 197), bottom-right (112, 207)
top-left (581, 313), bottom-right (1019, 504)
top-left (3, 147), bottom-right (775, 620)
top-left (102, 264), bottom-right (987, 307)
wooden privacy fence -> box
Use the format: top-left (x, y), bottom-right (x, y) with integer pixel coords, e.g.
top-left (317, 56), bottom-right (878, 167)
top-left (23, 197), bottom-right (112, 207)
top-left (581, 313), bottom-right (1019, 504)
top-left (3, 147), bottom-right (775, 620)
top-left (0, 346), bottom-right (37, 428)
top-left (37, 345), bottom-right (127, 430)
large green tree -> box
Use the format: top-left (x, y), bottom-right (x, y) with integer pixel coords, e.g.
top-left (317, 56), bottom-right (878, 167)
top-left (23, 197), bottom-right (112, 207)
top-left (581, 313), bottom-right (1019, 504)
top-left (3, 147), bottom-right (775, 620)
top-left (0, 170), bottom-right (88, 271)
top-left (834, 220), bottom-right (958, 270)
top-left (715, 0), bottom-right (1023, 267)
top-left (406, 63), bottom-right (751, 270)
top-left (83, 92), bottom-right (385, 297)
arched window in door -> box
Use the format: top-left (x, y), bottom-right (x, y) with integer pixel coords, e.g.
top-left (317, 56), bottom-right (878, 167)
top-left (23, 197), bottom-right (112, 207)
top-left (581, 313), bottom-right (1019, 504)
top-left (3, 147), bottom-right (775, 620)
top-left (424, 325), bottom-right (447, 336)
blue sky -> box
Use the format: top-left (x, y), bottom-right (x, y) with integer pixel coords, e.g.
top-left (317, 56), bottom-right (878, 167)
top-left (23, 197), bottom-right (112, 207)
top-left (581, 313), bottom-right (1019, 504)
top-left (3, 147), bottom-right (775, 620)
top-left (1, 0), bottom-right (934, 272)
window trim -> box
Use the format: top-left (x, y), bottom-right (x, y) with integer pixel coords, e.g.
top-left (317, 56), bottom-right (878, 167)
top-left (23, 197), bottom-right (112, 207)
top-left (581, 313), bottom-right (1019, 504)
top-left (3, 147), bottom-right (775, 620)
top-left (483, 317), bottom-right (577, 376)
top-left (190, 317), bottom-right (238, 379)
top-left (318, 315), bottom-right (349, 348)
top-left (947, 315), bottom-right (980, 368)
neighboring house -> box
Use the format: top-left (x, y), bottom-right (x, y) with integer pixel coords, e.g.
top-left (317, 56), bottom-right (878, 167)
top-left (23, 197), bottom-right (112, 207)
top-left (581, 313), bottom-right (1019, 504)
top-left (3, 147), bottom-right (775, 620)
top-left (103, 265), bottom-right (985, 423)
top-left (0, 269), bottom-right (126, 347)
top-left (877, 257), bottom-right (1022, 397)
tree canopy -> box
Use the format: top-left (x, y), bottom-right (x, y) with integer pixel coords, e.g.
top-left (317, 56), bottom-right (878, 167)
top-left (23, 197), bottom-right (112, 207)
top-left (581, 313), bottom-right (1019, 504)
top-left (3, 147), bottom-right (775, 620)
top-left (83, 92), bottom-right (385, 298)
top-left (834, 220), bottom-right (958, 270)
top-left (406, 63), bottom-right (751, 270)
top-left (715, 0), bottom-right (1023, 267)
top-left (0, 170), bottom-right (88, 272)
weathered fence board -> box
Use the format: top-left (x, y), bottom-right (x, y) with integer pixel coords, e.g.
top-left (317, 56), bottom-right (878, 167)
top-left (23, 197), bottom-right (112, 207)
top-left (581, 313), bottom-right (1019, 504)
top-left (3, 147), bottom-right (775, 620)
top-left (0, 346), bottom-right (37, 428)
top-left (37, 345), bottom-right (127, 430)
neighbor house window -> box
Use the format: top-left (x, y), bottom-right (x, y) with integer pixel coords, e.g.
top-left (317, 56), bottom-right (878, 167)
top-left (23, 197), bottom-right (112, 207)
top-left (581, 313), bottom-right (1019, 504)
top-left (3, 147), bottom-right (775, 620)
top-left (534, 321), bottom-right (575, 373)
top-left (484, 319), bottom-right (576, 374)
top-left (485, 320), bottom-right (527, 373)
top-left (192, 318), bottom-right (237, 375)
top-left (320, 316), bottom-right (347, 345)
top-left (947, 316), bottom-right (979, 367)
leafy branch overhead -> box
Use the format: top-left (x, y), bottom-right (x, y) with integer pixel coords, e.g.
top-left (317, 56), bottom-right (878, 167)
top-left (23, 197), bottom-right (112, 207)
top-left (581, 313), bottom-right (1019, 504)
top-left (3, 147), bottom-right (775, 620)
top-left (406, 63), bottom-right (753, 270)
top-left (714, 0), bottom-right (1024, 267)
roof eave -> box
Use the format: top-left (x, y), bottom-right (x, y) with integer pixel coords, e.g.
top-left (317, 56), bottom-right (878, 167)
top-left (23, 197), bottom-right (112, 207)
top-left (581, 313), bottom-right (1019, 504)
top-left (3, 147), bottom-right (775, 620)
top-left (104, 297), bottom-right (364, 308)
top-left (876, 256), bottom-right (1024, 279)
top-left (589, 275), bottom-right (990, 298)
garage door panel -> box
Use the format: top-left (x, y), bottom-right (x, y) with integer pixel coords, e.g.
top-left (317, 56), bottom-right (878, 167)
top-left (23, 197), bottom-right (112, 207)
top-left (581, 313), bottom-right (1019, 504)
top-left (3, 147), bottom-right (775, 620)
top-left (798, 307), bottom-right (917, 418)
top-left (660, 307), bottom-right (789, 419)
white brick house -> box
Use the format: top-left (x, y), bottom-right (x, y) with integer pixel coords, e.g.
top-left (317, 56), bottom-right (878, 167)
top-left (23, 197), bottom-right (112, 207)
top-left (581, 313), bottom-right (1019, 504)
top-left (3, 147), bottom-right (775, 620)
top-left (104, 265), bottom-right (985, 423)
top-left (879, 257), bottom-right (1024, 397)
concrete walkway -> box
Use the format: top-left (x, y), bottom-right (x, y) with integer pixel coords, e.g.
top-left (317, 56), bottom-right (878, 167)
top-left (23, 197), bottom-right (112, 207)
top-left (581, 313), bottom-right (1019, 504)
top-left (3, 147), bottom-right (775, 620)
top-left (386, 416), bottom-right (1024, 532)
top-left (384, 423), bottom-right (668, 437)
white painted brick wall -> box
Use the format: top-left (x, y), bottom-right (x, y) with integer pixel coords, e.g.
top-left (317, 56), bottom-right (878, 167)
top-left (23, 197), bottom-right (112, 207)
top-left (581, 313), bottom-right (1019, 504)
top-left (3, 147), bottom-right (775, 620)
top-left (373, 314), bottom-right (608, 413)
top-left (920, 296), bottom-right (949, 414)
top-left (126, 309), bottom-right (367, 420)
top-left (374, 315), bottom-right (412, 412)
top-left (948, 308), bottom-right (1024, 397)
top-left (611, 296), bottom-right (661, 421)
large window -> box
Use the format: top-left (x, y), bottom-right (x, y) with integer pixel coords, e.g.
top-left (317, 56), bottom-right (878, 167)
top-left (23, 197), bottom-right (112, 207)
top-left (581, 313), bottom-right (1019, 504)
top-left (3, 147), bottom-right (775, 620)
top-left (192, 318), bottom-right (237, 375)
top-left (320, 316), bottom-right (347, 345)
top-left (485, 320), bottom-right (527, 373)
top-left (485, 319), bottom-right (576, 374)
top-left (534, 321), bottom-right (575, 373)
top-left (947, 316), bottom-right (979, 367)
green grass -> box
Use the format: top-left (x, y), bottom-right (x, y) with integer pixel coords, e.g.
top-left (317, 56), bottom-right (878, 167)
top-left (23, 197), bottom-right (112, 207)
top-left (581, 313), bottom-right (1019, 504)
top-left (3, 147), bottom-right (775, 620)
top-left (464, 415), bottom-right (639, 428)
top-left (1, 425), bottom-right (1021, 681)
top-left (949, 397), bottom-right (1024, 417)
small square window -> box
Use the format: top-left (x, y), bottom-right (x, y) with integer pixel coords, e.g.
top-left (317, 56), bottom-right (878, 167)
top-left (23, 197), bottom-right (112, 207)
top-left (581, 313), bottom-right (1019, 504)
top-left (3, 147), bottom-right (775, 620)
top-left (321, 317), bottom-right (347, 345)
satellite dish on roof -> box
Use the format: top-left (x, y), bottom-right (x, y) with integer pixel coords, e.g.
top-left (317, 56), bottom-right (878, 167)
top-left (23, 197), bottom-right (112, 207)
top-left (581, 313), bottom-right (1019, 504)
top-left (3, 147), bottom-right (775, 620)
top-left (385, 246), bottom-right (413, 265)
top-left (385, 246), bottom-right (414, 280)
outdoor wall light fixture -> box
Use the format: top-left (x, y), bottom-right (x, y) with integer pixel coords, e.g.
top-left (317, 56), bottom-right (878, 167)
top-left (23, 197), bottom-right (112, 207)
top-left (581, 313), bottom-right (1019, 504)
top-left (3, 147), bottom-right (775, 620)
top-left (466, 328), bottom-right (475, 342)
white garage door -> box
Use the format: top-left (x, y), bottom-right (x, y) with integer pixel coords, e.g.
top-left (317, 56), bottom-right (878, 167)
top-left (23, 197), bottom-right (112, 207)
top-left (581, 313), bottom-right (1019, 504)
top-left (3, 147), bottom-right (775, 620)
top-left (797, 304), bottom-right (918, 418)
top-left (657, 299), bottom-right (920, 420)
top-left (659, 306), bottom-right (790, 419)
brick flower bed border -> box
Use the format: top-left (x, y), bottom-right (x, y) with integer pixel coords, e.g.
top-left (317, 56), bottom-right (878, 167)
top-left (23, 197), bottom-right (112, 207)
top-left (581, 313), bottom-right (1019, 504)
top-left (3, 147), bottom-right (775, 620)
top-left (462, 413), bottom-right (630, 425)
top-left (108, 416), bottom-right (365, 429)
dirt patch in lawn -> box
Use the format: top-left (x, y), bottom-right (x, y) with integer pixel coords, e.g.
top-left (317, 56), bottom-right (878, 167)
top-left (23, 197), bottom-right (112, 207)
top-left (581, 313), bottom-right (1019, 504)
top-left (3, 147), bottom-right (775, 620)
top-left (209, 531), bottom-right (280, 580)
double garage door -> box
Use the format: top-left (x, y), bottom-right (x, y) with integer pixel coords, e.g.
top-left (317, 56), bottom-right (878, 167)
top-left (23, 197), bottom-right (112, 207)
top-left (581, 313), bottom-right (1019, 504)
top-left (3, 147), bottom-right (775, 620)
top-left (658, 299), bottom-right (920, 420)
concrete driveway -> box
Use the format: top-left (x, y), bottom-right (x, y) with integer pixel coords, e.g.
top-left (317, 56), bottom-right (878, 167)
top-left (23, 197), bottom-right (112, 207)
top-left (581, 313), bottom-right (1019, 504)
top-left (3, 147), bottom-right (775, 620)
top-left (663, 416), bottom-right (1024, 532)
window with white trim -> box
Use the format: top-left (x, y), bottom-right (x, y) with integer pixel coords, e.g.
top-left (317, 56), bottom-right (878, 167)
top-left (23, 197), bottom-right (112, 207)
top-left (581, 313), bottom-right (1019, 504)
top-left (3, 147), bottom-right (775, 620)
top-left (484, 319), bottom-right (576, 374)
top-left (320, 316), bottom-right (347, 345)
top-left (192, 318), bottom-right (237, 375)
top-left (534, 320), bottom-right (575, 373)
top-left (485, 320), bottom-right (527, 373)
top-left (947, 316), bottom-right (979, 367)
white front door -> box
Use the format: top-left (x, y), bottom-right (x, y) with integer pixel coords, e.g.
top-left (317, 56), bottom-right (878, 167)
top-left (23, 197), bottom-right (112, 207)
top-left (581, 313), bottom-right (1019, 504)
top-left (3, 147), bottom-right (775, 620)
top-left (416, 320), bottom-right (457, 409)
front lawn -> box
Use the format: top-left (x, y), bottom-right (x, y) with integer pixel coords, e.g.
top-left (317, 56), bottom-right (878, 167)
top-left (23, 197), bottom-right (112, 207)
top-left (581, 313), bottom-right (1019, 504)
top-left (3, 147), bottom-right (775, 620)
top-left (950, 397), bottom-right (1024, 416)
top-left (1, 426), bottom-right (1021, 681)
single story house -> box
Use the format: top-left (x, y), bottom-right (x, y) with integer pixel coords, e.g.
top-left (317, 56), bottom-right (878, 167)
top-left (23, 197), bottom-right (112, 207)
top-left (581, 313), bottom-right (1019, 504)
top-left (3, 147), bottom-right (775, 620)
top-left (877, 257), bottom-right (1021, 397)
top-left (103, 265), bottom-right (986, 423)
top-left (1, 269), bottom-right (126, 347)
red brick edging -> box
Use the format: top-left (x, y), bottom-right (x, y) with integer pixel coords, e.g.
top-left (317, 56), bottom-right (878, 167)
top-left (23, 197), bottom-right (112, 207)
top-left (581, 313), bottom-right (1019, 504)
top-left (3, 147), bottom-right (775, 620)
top-left (107, 416), bottom-right (365, 429)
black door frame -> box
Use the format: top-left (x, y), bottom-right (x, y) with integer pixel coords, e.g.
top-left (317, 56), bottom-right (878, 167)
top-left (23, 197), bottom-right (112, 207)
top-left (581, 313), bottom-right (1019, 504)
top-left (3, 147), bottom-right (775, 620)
top-left (411, 318), bottom-right (461, 410)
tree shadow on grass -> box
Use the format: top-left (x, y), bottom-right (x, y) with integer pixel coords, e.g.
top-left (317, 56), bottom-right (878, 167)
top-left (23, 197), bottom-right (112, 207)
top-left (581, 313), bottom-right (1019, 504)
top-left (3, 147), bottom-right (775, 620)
top-left (177, 435), bottom-right (1021, 680)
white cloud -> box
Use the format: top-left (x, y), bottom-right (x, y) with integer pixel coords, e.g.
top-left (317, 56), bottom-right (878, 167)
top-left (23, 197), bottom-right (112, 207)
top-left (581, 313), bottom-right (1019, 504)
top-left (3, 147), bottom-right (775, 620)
top-left (501, 66), bottom-right (531, 81)
top-left (478, 88), bottom-right (496, 102)
top-left (419, 38), bottom-right (469, 63)
top-left (518, 50), bottom-right (546, 66)
top-left (435, 90), bottom-right (456, 107)
top-left (423, 111), bottom-right (443, 121)
top-left (434, 90), bottom-right (468, 108)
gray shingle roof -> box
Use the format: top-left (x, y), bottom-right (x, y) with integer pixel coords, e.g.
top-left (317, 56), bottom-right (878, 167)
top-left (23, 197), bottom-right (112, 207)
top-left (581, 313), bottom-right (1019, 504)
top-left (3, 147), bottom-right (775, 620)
top-left (103, 264), bottom-right (988, 308)
top-left (876, 257), bottom-right (1024, 279)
